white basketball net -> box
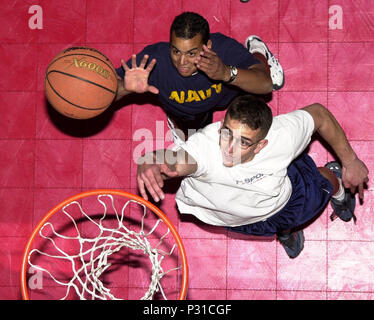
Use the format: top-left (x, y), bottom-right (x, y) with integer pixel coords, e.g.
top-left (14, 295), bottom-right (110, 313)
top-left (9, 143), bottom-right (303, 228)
top-left (27, 194), bottom-right (180, 300)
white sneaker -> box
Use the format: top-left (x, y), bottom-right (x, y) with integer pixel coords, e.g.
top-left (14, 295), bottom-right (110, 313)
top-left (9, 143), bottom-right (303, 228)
top-left (246, 35), bottom-right (285, 90)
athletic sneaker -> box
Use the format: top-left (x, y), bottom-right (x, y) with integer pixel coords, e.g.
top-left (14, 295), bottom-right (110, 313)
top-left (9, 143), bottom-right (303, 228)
top-left (277, 230), bottom-right (304, 259)
top-left (325, 161), bottom-right (357, 223)
top-left (245, 35), bottom-right (285, 90)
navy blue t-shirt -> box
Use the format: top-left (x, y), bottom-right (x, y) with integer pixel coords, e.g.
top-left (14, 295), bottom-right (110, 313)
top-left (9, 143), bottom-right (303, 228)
top-left (116, 33), bottom-right (260, 121)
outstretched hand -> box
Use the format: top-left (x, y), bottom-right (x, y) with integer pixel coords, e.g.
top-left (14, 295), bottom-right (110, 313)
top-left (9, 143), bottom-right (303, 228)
top-left (195, 45), bottom-right (229, 81)
top-left (137, 162), bottom-right (179, 202)
top-left (121, 54), bottom-right (159, 94)
top-left (342, 157), bottom-right (369, 200)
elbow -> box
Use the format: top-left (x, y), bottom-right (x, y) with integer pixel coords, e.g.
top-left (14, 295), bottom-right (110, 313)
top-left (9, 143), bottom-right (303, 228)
top-left (264, 78), bottom-right (273, 93)
top-left (302, 102), bottom-right (331, 132)
top-left (310, 103), bottom-right (328, 114)
top-left (253, 77), bottom-right (273, 94)
top-left (259, 71), bottom-right (273, 94)
top-left (260, 74), bottom-right (273, 94)
top-left (306, 103), bottom-right (329, 120)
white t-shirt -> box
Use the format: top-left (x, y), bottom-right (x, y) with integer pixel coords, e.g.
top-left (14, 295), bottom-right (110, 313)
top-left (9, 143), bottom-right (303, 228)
top-left (175, 110), bottom-right (315, 227)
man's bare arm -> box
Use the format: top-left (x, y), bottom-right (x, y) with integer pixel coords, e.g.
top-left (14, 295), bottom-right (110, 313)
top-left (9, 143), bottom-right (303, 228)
top-left (302, 103), bottom-right (369, 199)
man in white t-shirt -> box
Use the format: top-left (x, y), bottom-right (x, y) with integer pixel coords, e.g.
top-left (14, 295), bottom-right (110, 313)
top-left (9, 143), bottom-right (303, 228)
top-left (137, 95), bottom-right (369, 258)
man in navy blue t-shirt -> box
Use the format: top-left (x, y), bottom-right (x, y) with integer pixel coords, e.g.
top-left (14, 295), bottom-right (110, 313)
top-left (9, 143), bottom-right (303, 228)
top-left (115, 12), bottom-right (284, 140)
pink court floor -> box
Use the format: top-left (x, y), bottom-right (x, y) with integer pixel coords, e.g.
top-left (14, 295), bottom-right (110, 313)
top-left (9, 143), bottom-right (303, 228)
top-left (1, 0), bottom-right (374, 300)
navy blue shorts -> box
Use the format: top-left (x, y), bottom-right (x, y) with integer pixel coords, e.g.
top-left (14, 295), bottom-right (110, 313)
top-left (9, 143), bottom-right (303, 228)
top-left (227, 153), bottom-right (333, 237)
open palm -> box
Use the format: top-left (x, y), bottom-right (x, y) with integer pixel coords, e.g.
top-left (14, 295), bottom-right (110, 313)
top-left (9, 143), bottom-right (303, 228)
top-left (121, 54), bottom-right (159, 94)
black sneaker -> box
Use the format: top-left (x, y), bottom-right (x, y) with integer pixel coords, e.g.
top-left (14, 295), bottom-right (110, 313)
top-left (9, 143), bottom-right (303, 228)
top-left (277, 230), bottom-right (304, 259)
top-left (325, 161), bottom-right (357, 223)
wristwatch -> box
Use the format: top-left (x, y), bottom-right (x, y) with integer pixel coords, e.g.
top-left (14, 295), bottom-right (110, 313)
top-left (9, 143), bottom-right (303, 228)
top-left (226, 65), bottom-right (238, 83)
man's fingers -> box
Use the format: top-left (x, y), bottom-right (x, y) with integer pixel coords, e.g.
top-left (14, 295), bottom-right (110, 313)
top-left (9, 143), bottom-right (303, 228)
top-left (197, 53), bottom-right (212, 65)
top-left (148, 85), bottom-right (159, 94)
top-left (196, 56), bottom-right (210, 66)
top-left (121, 59), bottom-right (129, 71)
top-left (141, 174), bottom-right (160, 202)
top-left (139, 54), bottom-right (149, 68)
top-left (141, 171), bottom-right (165, 202)
top-left (358, 183), bottom-right (365, 201)
top-left (200, 45), bottom-right (217, 60)
top-left (195, 57), bottom-right (211, 72)
top-left (196, 46), bottom-right (213, 64)
top-left (131, 54), bottom-right (137, 67)
top-left (145, 58), bottom-right (157, 72)
top-left (137, 176), bottom-right (148, 201)
top-left (153, 170), bottom-right (164, 188)
top-left (201, 44), bottom-right (213, 54)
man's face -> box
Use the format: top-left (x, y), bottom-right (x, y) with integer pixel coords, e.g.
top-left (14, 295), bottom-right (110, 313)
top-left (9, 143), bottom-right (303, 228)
top-left (219, 116), bottom-right (267, 167)
top-left (170, 32), bottom-right (211, 77)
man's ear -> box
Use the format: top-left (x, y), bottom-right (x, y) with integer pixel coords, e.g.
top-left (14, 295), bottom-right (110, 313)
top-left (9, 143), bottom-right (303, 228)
top-left (254, 139), bottom-right (268, 154)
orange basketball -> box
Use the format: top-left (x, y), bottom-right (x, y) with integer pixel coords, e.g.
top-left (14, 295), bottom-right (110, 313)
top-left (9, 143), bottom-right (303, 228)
top-left (45, 46), bottom-right (118, 119)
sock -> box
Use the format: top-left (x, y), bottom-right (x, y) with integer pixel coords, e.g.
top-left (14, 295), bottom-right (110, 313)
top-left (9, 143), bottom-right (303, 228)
top-left (332, 178), bottom-right (345, 201)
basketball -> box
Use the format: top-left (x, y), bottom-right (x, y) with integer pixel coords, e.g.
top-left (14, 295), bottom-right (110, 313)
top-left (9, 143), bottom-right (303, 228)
top-left (45, 46), bottom-right (118, 119)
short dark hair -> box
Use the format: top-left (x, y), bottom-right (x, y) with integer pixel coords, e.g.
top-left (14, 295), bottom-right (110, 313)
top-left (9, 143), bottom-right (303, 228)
top-left (170, 12), bottom-right (210, 44)
top-left (225, 95), bottom-right (273, 139)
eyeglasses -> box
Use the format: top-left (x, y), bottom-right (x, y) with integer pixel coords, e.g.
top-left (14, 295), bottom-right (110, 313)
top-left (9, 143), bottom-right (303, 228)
top-left (219, 127), bottom-right (260, 150)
